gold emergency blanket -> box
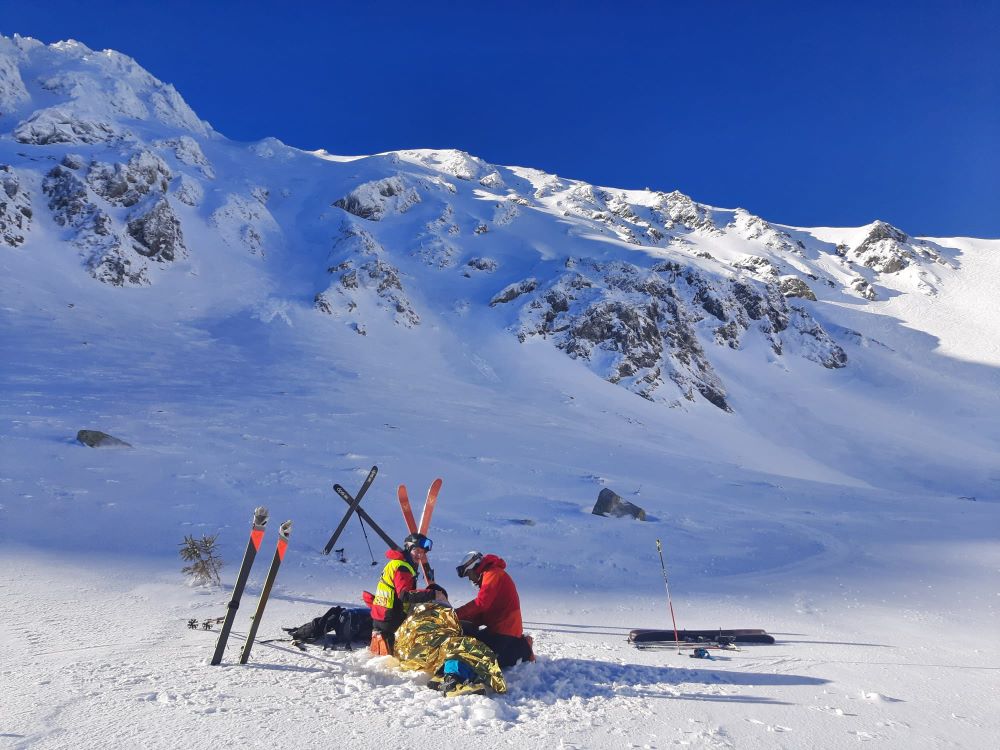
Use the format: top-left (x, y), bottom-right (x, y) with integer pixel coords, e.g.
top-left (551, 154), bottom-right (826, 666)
top-left (393, 602), bottom-right (507, 694)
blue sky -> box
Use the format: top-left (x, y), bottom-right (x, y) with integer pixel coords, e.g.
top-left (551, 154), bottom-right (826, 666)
top-left (3, 0), bottom-right (998, 236)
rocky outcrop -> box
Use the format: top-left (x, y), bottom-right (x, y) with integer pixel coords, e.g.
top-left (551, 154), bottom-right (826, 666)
top-left (158, 135), bottom-right (215, 178)
top-left (780, 276), bottom-right (817, 301)
top-left (493, 258), bottom-right (845, 410)
top-left (490, 278), bottom-right (538, 307)
top-left (127, 198), bottom-right (185, 262)
top-left (464, 257), bottom-right (498, 276)
top-left (652, 190), bottom-right (719, 233)
top-left (87, 150), bottom-right (172, 207)
top-left (14, 106), bottom-right (122, 144)
top-left (0, 50), bottom-right (30, 111)
top-left (728, 209), bottom-right (801, 254)
top-left (0, 166), bottom-right (32, 247)
top-left (848, 221), bottom-right (941, 274)
top-left (316, 223), bottom-right (420, 328)
top-left (43, 164), bottom-right (148, 286)
top-left (852, 277), bottom-right (877, 300)
top-left (172, 174), bottom-right (204, 207)
top-left (334, 175), bottom-right (421, 221)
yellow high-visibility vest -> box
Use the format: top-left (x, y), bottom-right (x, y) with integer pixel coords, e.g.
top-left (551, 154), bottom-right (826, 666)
top-left (373, 558), bottom-right (416, 611)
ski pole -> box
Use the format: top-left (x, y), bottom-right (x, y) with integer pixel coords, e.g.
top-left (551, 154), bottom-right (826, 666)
top-left (356, 514), bottom-right (377, 565)
top-left (656, 539), bottom-right (681, 654)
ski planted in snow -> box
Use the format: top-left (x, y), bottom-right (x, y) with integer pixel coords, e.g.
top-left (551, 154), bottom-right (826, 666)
top-left (628, 628), bottom-right (775, 645)
top-left (210, 506), bottom-right (269, 666)
top-left (334, 486), bottom-right (401, 551)
top-left (324, 466), bottom-right (377, 554)
top-left (238, 519), bottom-right (293, 664)
top-left (397, 484), bottom-right (418, 534)
top-left (397, 478), bottom-right (442, 584)
top-left (418, 478), bottom-right (442, 536)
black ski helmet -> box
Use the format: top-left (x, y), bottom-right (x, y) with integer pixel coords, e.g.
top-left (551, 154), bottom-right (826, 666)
top-left (403, 532), bottom-right (432, 553)
top-left (456, 551), bottom-right (483, 579)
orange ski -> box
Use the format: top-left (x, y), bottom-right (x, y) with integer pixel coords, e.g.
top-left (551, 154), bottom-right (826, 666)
top-left (418, 478), bottom-right (442, 536)
top-left (397, 484), bottom-right (418, 534)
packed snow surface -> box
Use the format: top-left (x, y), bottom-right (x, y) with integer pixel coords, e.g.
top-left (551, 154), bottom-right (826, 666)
top-left (1, 34), bottom-right (998, 749)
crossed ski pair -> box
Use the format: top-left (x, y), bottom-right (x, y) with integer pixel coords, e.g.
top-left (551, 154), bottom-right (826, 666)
top-left (210, 507), bottom-right (293, 666)
top-left (323, 466), bottom-right (441, 585)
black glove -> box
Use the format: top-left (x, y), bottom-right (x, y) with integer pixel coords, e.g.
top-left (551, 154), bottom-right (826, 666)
top-left (427, 583), bottom-right (449, 598)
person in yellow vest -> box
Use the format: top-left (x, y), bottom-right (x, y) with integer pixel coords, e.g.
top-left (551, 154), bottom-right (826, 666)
top-left (364, 533), bottom-right (441, 653)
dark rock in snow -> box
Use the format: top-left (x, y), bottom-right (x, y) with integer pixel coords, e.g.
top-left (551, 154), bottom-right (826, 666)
top-left (76, 429), bottom-right (132, 448)
top-left (780, 277), bottom-right (817, 301)
top-left (1, 165), bottom-right (32, 247)
top-left (592, 488), bottom-right (646, 520)
top-left (127, 198), bottom-right (185, 262)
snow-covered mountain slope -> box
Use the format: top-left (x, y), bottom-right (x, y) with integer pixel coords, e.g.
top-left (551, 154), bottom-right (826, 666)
top-left (2, 34), bottom-right (998, 750)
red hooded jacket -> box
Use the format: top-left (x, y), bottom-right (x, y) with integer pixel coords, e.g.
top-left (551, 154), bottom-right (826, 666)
top-left (455, 555), bottom-right (523, 637)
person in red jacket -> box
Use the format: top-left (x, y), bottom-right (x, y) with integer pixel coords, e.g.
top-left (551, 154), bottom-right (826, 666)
top-left (455, 551), bottom-right (534, 667)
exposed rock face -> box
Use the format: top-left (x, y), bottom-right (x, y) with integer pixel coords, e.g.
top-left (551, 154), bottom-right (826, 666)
top-left (592, 488), bottom-right (646, 520)
top-left (316, 223), bottom-right (420, 328)
top-left (43, 164), bottom-right (148, 286)
top-left (334, 175), bottom-right (421, 221)
top-left (0, 50), bottom-right (30, 110)
top-left (172, 174), bottom-right (204, 207)
top-left (14, 106), bottom-right (122, 144)
top-left (87, 150), bottom-right (172, 207)
top-left (728, 209), bottom-right (801, 254)
top-left (492, 258), bottom-right (845, 410)
top-left (848, 221), bottom-right (941, 274)
top-left (158, 135), bottom-right (215, 178)
top-left (852, 277), bottom-right (877, 300)
top-left (490, 278), bottom-right (538, 307)
top-left (479, 170), bottom-right (505, 190)
top-left (127, 198), bottom-right (185, 262)
top-left (734, 255), bottom-right (779, 278)
top-left (0, 166), bottom-right (32, 247)
top-left (653, 190), bottom-right (719, 233)
top-left (465, 257), bottom-right (498, 276)
top-left (44, 164), bottom-right (111, 234)
top-left (780, 276), bottom-right (817, 301)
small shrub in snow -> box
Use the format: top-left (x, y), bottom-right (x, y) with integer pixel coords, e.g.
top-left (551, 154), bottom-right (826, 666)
top-left (179, 534), bottom-right (223, 586)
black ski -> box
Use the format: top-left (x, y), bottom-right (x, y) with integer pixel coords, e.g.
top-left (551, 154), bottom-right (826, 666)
top-left (239, 519), bottom-right (293, 664)
top-left (628, 628), bottom-right (775, 644)
top-left (210, 506), bottom-right (269, 666)
top-left (323, 465), bottom-right (377, 554)
top-left (334, 485), bottom-right (401, 551)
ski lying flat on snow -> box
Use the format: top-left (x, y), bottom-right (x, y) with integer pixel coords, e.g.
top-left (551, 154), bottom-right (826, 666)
top-left (239, 519), bottom-right (293, 664)
top-left (324, 466), bottom-right (378, 554)
top-left (334, 488), bottom-right (401, 551)
top-left (211, 506), bottom-right (269, 666)
top-left (628, 628), bottom-right (775, 644)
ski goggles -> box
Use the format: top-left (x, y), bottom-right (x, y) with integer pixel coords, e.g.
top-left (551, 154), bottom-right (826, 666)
top-left (413, 537), bottom-right (433, 552)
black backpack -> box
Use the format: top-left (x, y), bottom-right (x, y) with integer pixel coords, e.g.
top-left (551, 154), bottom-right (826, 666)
top-left (283, 606), bottom-right (373, 649)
